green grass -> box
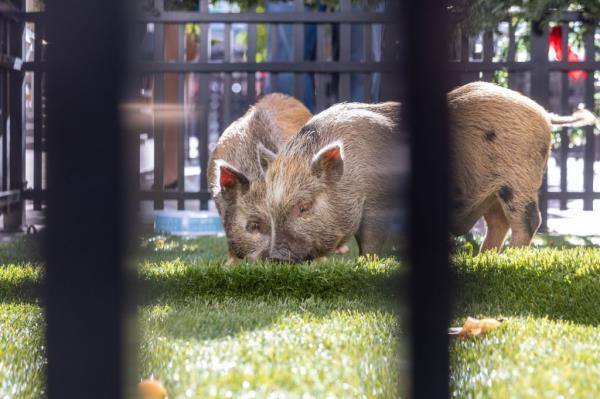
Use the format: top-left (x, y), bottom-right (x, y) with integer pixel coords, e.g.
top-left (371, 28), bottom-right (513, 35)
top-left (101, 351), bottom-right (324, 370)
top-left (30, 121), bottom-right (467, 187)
top-left (451, 247), bottom-right (600, 398)
top-left (2, 235), bottom-right (600, 397)
top-left (0, 236), bottom-right (403, 398)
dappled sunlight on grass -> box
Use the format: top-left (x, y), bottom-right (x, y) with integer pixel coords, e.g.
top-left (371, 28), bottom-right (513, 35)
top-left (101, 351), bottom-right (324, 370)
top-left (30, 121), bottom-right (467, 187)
top-left (452, 247), bottom-right (600, 397)
top-left (0, 303), bottom-right (45, 398)
top-left (451, 316), bottom-right (600, 397)
top-left (140, 297), bottom-right (402, 398)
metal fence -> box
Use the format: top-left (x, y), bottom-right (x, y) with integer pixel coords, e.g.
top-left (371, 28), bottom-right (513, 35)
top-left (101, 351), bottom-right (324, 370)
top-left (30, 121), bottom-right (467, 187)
top-left (0, 0), bottom-right (398, 228)
top-left (0, 1), bottom-right (454, 398)
top-left (133, 0), bottom-right (395, 212)
top-left (451, 11), bottom-right (600, 231)
top-left (0, 5), bottom-right (26, 231)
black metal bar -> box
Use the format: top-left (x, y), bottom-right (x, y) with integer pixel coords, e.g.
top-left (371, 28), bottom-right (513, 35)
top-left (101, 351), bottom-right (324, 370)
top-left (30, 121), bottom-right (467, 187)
top-left (544, 191), bottom-right (600, 199)
top-left (507, 21), bottom-right (517, 88)
top-left (315, 23), bottom-right (326, 111)
top-left (507, 21), bottom-right (516, 62)
top-left (293, 0), bottom-right (304, 100)
top-left (338, 0), bottom-right (351, 101)
top-left (363, 23), bottom-right (373, 102)
top-left (5, 14), bottom-right (24, 231)
top-left (559, 22), bottom-right (568, 210)
top-left (583, 26), bottom-right (595, 210)
top-left (482, 30), bottom-right (493, 81)
top-left (403, 0), bottom-right (450, 398)
top-left (44, 0), bottom-right (131, 397)
top-left (0, 20), bottom-right (6, 194)
top-left (530, 21), bottom-right (550, 231)
top-left (0, 188), bottom-right (19, 207)
top-left (33, 21), bottom-right (42, 210)
top-left (177, 24), bottom-right (185, 210)
top-left (449, 60), bottom-right (600, 72)
top-left (138, 11), bottom-right (395, 23)
top-left (223, 23), bottom-right (232, 125)
top-left (269, 21), bottom-right (278, 93)
top-left (139, 190), bottom-right (212, 201)
top-left (137, 61), bottom-right (396, 73)
top-left (247, 12), bottom-right (257, 104)
top-left (153, 10), bottom-right (165, 209)
top-left (24, 189), bottom-right (598, 203)
top-left (198, 0), bottom-right (209, 210)
top-left (23, 188), bottom-right (213, 202)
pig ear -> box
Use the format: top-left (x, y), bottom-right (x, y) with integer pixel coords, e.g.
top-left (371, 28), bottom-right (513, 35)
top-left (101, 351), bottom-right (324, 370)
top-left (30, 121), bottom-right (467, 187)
top-left (310, 141), bottom-right (344, 183)
top-left (257, 143), bottom-right (276, 175)
top-left (214, 159), bottom-right (250, 200)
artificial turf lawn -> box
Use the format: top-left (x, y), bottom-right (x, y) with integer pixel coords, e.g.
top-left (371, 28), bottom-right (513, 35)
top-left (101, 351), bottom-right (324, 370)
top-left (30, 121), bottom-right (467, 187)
top-left (1, 235), bottom-right (600, 397)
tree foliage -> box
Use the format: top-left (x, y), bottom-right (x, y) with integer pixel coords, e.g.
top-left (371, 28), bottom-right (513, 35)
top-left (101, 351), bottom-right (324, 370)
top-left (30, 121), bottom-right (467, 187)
top-left (449, 0), bottom-right (600, 34)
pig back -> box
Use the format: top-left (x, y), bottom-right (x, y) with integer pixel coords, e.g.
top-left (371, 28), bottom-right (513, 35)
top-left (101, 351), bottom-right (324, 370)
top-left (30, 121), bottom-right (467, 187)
top-left (448, 83), bottom-right (551, 212)
top-left (282, 102), bottom-right (401, 202)
top-left (208, 94), bottom-right (312, 195)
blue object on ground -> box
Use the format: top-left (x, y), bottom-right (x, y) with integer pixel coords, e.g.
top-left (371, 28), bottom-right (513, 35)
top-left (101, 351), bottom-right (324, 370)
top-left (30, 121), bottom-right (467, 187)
top-left (154, 210), bottom-right (224, 236)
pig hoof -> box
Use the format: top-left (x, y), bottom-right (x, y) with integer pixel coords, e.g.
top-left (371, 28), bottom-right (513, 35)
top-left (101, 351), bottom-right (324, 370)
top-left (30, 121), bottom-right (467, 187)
top-left (335, 244), bottom-right (349, 254)
top-left (226, 255), bottom-right (240, 266)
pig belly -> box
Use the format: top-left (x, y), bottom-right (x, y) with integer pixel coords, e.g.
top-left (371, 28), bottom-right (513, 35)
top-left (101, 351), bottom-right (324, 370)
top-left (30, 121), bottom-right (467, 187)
top-left (451, 195), bottom-right (496, 236)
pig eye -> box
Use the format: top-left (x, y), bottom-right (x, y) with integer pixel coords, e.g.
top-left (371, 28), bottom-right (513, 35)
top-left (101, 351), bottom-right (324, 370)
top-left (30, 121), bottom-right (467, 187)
top-left (246, 221), bottom-right (262, 233)
top-left (298, 200), bottom-right (313, 215)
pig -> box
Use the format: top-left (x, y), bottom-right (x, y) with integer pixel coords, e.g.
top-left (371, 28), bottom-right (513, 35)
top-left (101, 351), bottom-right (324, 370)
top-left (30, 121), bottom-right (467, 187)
top-left (260, 102), bottom-right (402, 262)
top-left (208, 93), bottom-right (312, 264)
top-left (448, 81), bottom-right (597, 251)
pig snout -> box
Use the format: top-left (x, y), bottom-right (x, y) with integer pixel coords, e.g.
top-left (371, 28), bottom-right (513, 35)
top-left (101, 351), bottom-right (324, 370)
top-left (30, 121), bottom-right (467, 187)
top-left (268, 240), bottom-right (311, 263)
top-left (268, 248), bottom-right (294, 262)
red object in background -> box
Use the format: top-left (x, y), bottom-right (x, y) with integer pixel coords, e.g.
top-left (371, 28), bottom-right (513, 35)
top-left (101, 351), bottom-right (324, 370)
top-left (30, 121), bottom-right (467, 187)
top-left (548, 25), bottom-right (587, 80)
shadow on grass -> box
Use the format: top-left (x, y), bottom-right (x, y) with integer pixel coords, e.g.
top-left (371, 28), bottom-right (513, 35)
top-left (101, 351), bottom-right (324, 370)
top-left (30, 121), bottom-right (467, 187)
top-left (141, 295), bottom-right (398, 342)
top-left (453, 248), bottom-right (600, 325)
top-left (139, 258), bottom-right (403, 304)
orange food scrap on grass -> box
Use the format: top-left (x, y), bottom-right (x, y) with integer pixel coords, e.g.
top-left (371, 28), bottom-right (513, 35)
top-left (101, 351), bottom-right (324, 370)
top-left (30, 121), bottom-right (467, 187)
top-left (138, 379), bottom-right (167, 399)
top-left (448, 317), bottom-right (506, 337)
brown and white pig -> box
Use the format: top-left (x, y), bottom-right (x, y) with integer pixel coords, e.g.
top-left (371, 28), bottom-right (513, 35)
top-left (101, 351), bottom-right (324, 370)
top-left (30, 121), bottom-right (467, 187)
top-left (449, 81), bottom-right (596, 251)
top-left (208, 93), bottom-right (312, 264)
top-left (260, 102), bottom-right (402, 262)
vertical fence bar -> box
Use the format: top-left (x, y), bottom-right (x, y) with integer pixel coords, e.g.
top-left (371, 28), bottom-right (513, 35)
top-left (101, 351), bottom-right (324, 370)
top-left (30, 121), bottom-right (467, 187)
top-left (6, 14), bottom-right (24, 231)
top-left (293, 0), bottom-right (304, 100)
top-left (199, 0), bottom-right (209, 210)
top-left (45, 0), bottom-right (131, 397)
top-left (363, 23), bottom-right (373, 102)
top-left (315, 23), bottom-right (326, 111)
top-left (0, 19), bottom-right (5, 199)
top-left (247, 9), bottom-right (257, 104)
top-left (559, 22), bottom-right (568, 210)
top-left (583, 26), bottom-right (595, 210)
top-left (482, 30), bottom-right (494, 81)
top-left (153, 1), bottom-right (165, 209)
top-left (338, 0), bottom-right (351, 101)
top-left (460, 32), bottom-right (475, 84)
top-left (530, 21), bottom-right (550, 231)
top-left (402, 0), bottom-right (451, 397)
top-left (223, 23), bottom-right (232, 126)
top-left (177, 24), bottom-right (185, 210)
top-left (33, 21), bottom-right (42, 210)
top-left (507, 21), bottom-right (517, 88)
top-left (269, 23), bottom-right (278, 93)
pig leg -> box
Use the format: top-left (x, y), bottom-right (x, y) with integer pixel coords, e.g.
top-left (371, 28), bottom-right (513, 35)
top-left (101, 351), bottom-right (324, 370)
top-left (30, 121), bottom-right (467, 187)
top-left (226, 248), bottom-right (240, 266)
top-left (480, 200), bottom-right (509, 252)
top-left (496, 189), bottom-right (541, 248)
top-left (356, 210), bottom-right (388, 256)
top-left (508, 200), bottom-right (541, 247)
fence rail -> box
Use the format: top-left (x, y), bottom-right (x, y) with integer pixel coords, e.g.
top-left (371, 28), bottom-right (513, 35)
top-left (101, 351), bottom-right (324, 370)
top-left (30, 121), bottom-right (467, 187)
top-left (4, 6), bottom-right (599, 234)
